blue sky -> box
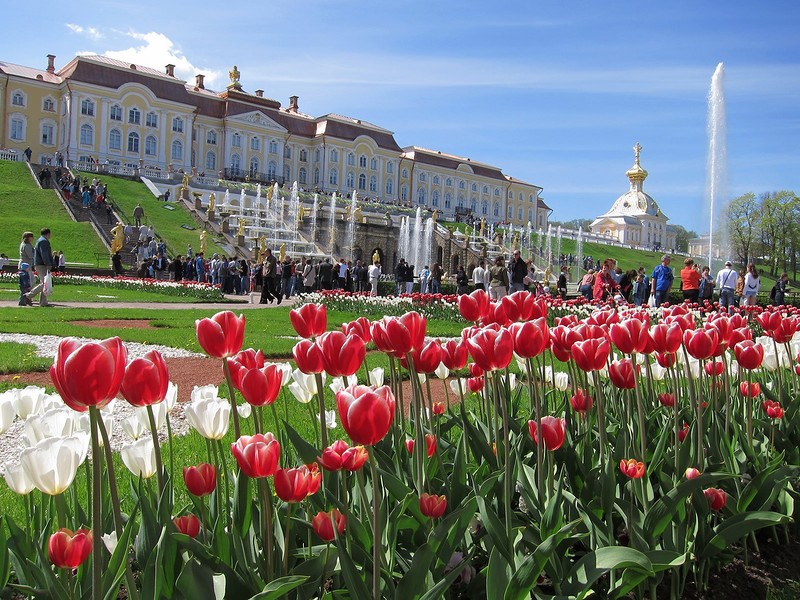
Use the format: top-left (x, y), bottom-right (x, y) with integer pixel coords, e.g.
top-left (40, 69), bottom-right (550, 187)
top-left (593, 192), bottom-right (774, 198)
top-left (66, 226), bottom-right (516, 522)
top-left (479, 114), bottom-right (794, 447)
top-left (5, 1), bottom-right (799, 233)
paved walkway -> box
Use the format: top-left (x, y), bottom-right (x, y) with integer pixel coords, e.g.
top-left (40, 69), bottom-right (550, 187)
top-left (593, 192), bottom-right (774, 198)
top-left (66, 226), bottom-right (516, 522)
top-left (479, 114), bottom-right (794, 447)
top-left (0, 293), bottom-right (303, 310)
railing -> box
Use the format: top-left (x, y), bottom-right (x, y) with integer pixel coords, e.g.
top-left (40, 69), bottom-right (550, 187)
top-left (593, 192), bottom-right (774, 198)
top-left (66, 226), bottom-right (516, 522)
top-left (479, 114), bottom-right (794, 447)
top-left (0, 150), bottom-right (20, 161)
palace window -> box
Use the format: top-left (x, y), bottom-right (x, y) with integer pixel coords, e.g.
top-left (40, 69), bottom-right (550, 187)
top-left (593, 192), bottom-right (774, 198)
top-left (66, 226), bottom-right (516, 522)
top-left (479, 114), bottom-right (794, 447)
top-left (314, 168), bottom-right (320, 185)
top-left (127, 132), bottom-right (139, 153)
top-left (529, 194), bottom-right (535, 203)
top-left (482, 201), bottom-right (488, 215)
top-left (172, 117), bottom-right (184, 133)
top-left (471, 183), bottom-right (477, 192)
top-left (232, 133), bottom-right (242, 148)
top-left (329, 167), bottom-right (338, 186)
top-left (359, 154), bottom-right (367, 168)
top-left (146, 112), bottom-right (158, 128)
top-left (419, 172), bottom-right (426, 182)
top-left (529, 208), bottom-right (534, 222)
top-left (109, 129), bottom-right (122, 151)
top-left (347, 171), bottom-right (355, 188)
top-left (299, 167), bottom-right (307, 184)
top-left (43, 97), bottom-right (55, 112)
top-left (231, 154), bottom-right (240, 170)
top-left (432, 190), bottom-right (439, 207)
top-left (251, 137), bottom-right (260, 151)
top-left (249, 157), bottom-right (259, 177)
top-left (347, 152), bottom-right (355, 166)
top-left (205, 151), bottom-right (216, 171)
top-left (402, 169), bottom-right (408, 178)
top-left (330, 149), bottom-right (339, 163)
top-left (206, 130), bottom-right (217, 145)
top-left (315, 149), bottom-right (321, 163)
top-left (494, 188), bottom-right (500, 196)
top-left (508, 190), bottom-right (513, 199)
top-left (445, 193), bottom-right (451, 209)
top-left (459, 181), bottom-right (465, 190)
top-left (433, 175), bottom-right (439, 185)
top-left (284, 165), bottom-right (290, 181)
top-left (358, 173), bottom-right (366, 190)
top-left (493, 202), bottom-right (500, 217)
top-left (518, 207), bottom-right (524, 221)
top-left (109, 104), bottom-right (122, 121)
top-left (446, 178), bottom-right (452, 187)
top-left (41, 124), bottom-right (54, 146)
top-left (370, 157), bottom-right (378, 170)
top-left (284, 146), bottom-right (291, 159)
top-left (400, 185), bottom-right (408, 202)
top-left (171, 140), bottom-right (183, 161)
top-left (299, 149), bottom-right (308, 162)
top-left (369, 175), bottom-right (377, 193)
top-left (386, 161), bottom-right (394, 174)
top-left (269, 139), bottom-right (278, 154)
top-left (80, 99), bottom-right (94, 116)
top-left (12, 91), bottom-right (25, 107)
top-left (507, 205), bottom-right (514, 219)
top-left (483, 186), bottom-right (488, 194)
top-left (128, 108), bottom-right (141, 125)
top-left (145, 136), bottom-right (157, 156)
top-left (385, 179), bottom-right (393, 195)
top-left (418, 188), bottom-right (426, 204)
top-left (268, 161), bottom-right (277, 180)
top-left (79, 123), bottom-right (93, 145)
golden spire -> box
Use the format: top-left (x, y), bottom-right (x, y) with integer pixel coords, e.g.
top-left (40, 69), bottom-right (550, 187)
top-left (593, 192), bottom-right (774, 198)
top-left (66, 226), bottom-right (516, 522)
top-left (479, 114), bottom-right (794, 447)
top-left (626, 141), bottom-right (648, 191)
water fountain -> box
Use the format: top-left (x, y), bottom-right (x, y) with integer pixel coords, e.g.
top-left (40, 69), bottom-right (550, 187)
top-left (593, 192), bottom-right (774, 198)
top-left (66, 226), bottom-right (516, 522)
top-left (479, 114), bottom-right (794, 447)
top-left (411, 207), bottom-right (425, 270)
top-left (524, 221), bottom-right (532, 260)
top-left (328, 192), bottom-right (338, 253)
top-left (345, 190), bottom-right (358, 259)
top-left (289, 182), bottom-right (300, 242)
top-left (399, 216), bottom-right (410, 262)
top-left (576, 227), bottom-right (584, 281)
top-left (556, 225), bottom-right (563, 267)
top-left (545, 224), bottom-right (553, 270)
top-left (707, 62), bottom-right (727, 268)
top-left (310, 193), bottom-right (319, 243)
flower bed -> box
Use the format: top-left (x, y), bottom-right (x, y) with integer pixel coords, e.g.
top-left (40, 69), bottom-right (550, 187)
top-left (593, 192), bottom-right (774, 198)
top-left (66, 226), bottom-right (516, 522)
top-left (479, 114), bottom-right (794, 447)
top-left (1, 295), bottom-right (799, 599)
top-left (0, 272), bottom-right (226, 301)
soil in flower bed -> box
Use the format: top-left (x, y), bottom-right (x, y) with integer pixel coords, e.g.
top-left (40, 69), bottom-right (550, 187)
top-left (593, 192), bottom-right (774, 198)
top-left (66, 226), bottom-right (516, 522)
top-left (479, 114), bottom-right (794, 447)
top-left (69, 319), bottom-right (157, 329)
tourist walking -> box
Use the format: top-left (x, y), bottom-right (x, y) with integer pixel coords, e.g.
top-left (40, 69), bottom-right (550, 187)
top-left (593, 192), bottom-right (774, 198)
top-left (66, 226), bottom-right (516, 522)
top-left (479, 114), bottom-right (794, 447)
top-left (18, 231), bottom-right (34, 278)
top-left (650, 254), bottom-right (674, 306)
top-left (368, 260), bottom-right (381, 296)
top-left (698, 266), bottom-right (715, 303)
top-left (455, 265), bottom-right (470, 295)
top-left (472, 260), bottom-right (486, 292)
top-left (743, 263), bottom-right (760, 306)
top-left (489, 256), bottom-right (509, 300)
top-left (302, 258), bottom-right (316, 293)
top-left (509, 250), bottom-right (527, 293)
top-left (715, 261), bottom-right (738, 309)
top-left (771, 273), bottom-right (789, 306)
top-left (26, 228), bottom-right (55, 306)
top-left (133, 203), bottom-right (144, 227)
top-left (260, 248), bottom-right (279, 304)
top-left (680, 258), bottom-right (701, 304)
top-left (419, 265), bottom-right (431, 294)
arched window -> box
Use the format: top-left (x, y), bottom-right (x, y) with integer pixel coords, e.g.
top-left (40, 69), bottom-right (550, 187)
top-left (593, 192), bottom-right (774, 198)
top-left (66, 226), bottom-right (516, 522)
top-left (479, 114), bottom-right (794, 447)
top-left (433, 175), bottom-right (439, 185)
top-left (483, 185), bottom-right (488, 194)
top-left (386, 161), bottom-right (394, 174)
top-left (446, 178), bottom-right (452, 187)
top-left (459, 181), bottom-right (465, 190)
top-left (470, 198), bottom-right (477, 212)
top-left (519, 192), bottom-right (524, 202)
top-left (284, 146), bottom-right (291, 159)
top-left (109, 129), bottom-right (122, 151)
top-left (314, 168), bottom-right (320, 185)
top-left (445, 193), bottom-right (452, 209)
top-left (171, 140), bottom-right (182, 160)
top-left (80, 98), bottom-right (94, 116)
top-left (251, 137), bottom-right (260, 151)
top-left (299, 167), bottom-right (307, 184)
top-left (347, 152), bottom-right (355, 166)
top-left (481, 201), bottom-right (488, 215)
top-left (128, 107), bottom-right (140, 125)
top-left (347, 171), bottom-right (355, 188)
top-left (268, 161), bottom-right (278, 180)
top-left (206, 151), bottom-right (216, 171)
top-left (494, 188), bottom-right (500, 196)
top-left (79, 123), bottom-right (94, 146)
top-left (172, 117), bottom-right (184, 133)
top-left (284, 165), bottom-right (290, 181)
top-left (329, 167), bottom-right (338, 186)
top-left (299, 149), bottom-right (308, 162)
top-left (432, 190), bottom-right (439, 207)
top-left (359, 154), bottom-right (367, 168)
top-left (232, 133), bottom-right (241, 147)
top-left (418, 188), bottom-right (426, 205)
top-left (43, 97), bottom-right (55, 112)
top-left (508, 190), bottom-right (514, 199)
top-left (528, 208), bottom-right (534, 223)
top-left (12, 91), bottom-right (26, 107)
top-left (419, 172), bottom-right (426, 182)
top-left (529, 194), bottom-right (535, 203)
top-left (493, 202), bottom-right (500, 216)
top-left (146, 112), bottom-right (158, 128)
top-left (145, 136), bottom-right (157, 156)
top-left (206, 130), bottom-right (217, 145)
top-left (231, 154), bottom-right (240, 170)
top-left (400, 185), bottom-right (408, 202)
top-left (507, 204), bottom-right (514, 219)
top-left (127, 132), bottom-right (140, 153)
top-left (330, 149), bottom-right (339, 163)
top-left (370, 157), bottom-right (378, 170)
top-left (458, 195), bottom-right (465, 207)
top-left (249, 157), bottom-right (259, 177)
top-left (269, 139), bottom-right (278, 154)
top-left (518, 206), bottom-right (524, 221)
top-left (369, 175), bottom-right (377, 193)
top-left (402, 168), bottom-right (408, 178)
top-left (109, 104), bottom-right (122, 121)
top-left (314, 149), bottom-right (321, 162)
top-left (385, 179), bottom-right (393, 195)
top-left (358, 173), bottom-right (366, 190)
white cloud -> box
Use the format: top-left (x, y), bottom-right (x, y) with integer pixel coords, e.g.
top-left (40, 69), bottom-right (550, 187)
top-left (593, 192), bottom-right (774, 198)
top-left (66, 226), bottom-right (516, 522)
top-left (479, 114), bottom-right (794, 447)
top-left (65, 23), bottom-right (104, 41)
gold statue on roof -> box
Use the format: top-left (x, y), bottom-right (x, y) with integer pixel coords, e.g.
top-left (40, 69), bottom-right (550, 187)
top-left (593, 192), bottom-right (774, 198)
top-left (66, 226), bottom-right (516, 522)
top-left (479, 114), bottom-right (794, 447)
top-left (228, 66), bottom-right (242, 90)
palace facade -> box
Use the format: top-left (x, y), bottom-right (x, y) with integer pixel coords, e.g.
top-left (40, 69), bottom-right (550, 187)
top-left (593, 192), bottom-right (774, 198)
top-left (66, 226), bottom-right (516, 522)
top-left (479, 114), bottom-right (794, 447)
top-left (0, 53), bottom-right (550, 228)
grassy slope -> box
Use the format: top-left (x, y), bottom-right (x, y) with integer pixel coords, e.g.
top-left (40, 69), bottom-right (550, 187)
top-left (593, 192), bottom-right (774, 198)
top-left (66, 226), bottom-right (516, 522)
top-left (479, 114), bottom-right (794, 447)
top-left (79, 171), bottom-right (227, 258)
top-left (0, 281), bottom-right (228, 303)
top-left (0, 162), bottom-right (108, 265)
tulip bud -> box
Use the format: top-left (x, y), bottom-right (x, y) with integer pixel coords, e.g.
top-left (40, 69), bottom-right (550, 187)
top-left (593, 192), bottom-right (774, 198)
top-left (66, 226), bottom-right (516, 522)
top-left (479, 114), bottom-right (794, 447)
top-left (312, 508), bottom-right (346, 542)
top-left (685, 467), bottom-right (702, 480)
top-left (48, 528), bottom-right (92, 569)
top-left (619, 458), bottom-right (646, 479)
top-left (173, 514), bottom-right (201, 538)
top-left (419, 493), bottom-right (447, 518)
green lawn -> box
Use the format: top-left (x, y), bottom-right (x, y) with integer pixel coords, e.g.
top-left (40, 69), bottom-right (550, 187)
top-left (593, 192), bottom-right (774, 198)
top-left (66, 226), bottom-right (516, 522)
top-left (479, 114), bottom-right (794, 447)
top-left (80, 171), bottom-right (228, 258)
top-left (0, 162), bottom-right (109, 265)
top-left (0, 281), bottom-right (228, 304)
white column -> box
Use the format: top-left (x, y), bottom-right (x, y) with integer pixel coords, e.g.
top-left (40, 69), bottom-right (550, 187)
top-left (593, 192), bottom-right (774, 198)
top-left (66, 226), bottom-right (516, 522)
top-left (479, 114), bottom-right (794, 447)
top-left (98, 99), bottom-right (109, 161)
top-left (159, 111), bottom-right (168, 168)
top-left (184, 115), bottom-right (192, 170)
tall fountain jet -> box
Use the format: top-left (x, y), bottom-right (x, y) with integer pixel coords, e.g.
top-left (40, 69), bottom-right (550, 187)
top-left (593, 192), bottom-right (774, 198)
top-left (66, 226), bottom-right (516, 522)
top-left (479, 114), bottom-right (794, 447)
top-left (707, 62), bottom-right (727, 269)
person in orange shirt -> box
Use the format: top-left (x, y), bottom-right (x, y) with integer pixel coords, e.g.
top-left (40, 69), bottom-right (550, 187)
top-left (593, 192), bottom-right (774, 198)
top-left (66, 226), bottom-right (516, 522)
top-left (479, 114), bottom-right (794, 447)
top-left (680, 258), bottom-right (701, 304)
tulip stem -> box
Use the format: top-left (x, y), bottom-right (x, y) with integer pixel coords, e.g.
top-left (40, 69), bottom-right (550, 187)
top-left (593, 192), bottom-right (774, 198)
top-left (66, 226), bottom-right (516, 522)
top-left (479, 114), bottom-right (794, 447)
top-left (283, 504), bottom-right (293, 575)
top-left (146, 405), bottom-right (165, 495)
top-left (214, 440), bottom-right (232, 534)
top-left (165, 413), bottom-right (176, 489)
top-left (258, 478), bottom-right (275, 578)
top-left (496, 371), bottom-right (514, 541)
top-left (592, 371), bottom-right (608, 463)
top-left (88, 408), bottom-right (103, 600)
top-left (54, 492), bottom-right (68, 530)
top-left (314, 372), bottom-right (329, 449)
top-left (222, 359), bottom-right (242, 440)
top-left (632, 358), bottom-right (647, 461)
top-left (369, 452), bottom-right (382, 600)
top-left (527, 357), bottom-right (544, 508)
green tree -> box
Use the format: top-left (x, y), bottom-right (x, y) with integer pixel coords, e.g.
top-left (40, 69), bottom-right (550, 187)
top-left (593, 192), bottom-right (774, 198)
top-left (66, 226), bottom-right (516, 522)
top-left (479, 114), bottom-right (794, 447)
top-left (726, 192), bottom-right (760, 266)
top-left (670, 224), bottom-right (697, 253)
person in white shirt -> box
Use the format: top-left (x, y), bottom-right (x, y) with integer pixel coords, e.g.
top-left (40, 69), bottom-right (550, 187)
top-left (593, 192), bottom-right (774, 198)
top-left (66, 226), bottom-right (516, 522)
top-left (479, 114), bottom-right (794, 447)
top-left (368, 261), bottom-right (382, 296)
top-left (743, 263), bottom-right (761, 306)
top-left (715, 261), bottom-right (738, 310)
top-left (472, 260), bottom-right (486, 291)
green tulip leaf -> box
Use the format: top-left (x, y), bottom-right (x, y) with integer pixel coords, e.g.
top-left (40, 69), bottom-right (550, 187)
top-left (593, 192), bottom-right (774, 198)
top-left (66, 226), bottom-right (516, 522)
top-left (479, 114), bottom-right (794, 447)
top-left (101, 508), bottom-right (139, 600)
top-left (475, 495), bottom-right (514, 566)
top-left (283, 420), bottom-right (321, 464)
top-left (697, 511), bottom-right (790, 560)
top-left (419, 553), bottom-right (471, 600)
top-left (249, 575), bottom-right (310, 599)
top-left (335, 538), bottom-right (372, 600)
top-left (175, 557), bottom-right (220, 598)
top-left (561, 546), bottom-right (653, 596)
top-left (487, 546), bottom-right (512, 600)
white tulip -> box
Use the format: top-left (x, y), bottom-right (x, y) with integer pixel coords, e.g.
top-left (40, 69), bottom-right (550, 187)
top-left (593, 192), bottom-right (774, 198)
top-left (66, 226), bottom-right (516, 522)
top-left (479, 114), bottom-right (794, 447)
top-left (266, 362), bottom-right (293, 386)
top-left (122, 415), bottom-right (146, 440)
top-left (368, 367), bottom-right (385, 387)
top-left (316, 410), bottom-right (337, 430)
top-left (542, 366), bottom-right (554, 384)
top-left (434, 363), bottom-right (449, 380)
top-left (191, 384), bottom-right (219, 403)
top-left (120, 437), bottom-right (157, 479)
top-left (288, 370), bottom-right (318, 404)
top-left (553, 372), bottom-right (570, 391)
top-left (164, 382), bottom-right (178, 411)
top-left (14, 386), bottom-right (46, 420)
top-left (20, 435), bottom-right (88, 496)
top-left (450, 378), bottom-right (468, 396)
top-left (3, 461), bottom-right (35, 495)
top-left (41, 393), bottom-right (64, 413)
top-left (330, 376), bottom-right (356, 394)
top-left (184, 397), bottom-right (230, 440)
top-left (23, 407), bottom-right (82, 446)
top-left (237, 403), bottom-right (252, 419)
top-left (101, 531), bottom-right (118, 554)
top-left (649, 362), bottom-right (668, 381)
top-left (0, 392), bottom-right (15, 435)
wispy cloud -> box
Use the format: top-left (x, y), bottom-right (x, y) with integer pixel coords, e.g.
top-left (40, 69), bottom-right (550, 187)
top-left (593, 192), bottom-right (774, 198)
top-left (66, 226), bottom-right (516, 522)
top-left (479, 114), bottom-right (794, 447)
top-left (65, 23), bottom-right (104, 41)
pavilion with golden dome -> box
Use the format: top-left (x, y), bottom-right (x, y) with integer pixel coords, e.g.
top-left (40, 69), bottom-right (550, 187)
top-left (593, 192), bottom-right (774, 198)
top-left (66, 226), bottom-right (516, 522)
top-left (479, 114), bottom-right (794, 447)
top-left (590, 143), bottom-right (677, 251)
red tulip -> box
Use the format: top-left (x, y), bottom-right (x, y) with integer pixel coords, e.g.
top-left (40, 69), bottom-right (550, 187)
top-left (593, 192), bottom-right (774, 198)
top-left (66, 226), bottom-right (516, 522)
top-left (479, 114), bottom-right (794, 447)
top-left (586, 308), bottom-right (619, 327)
top-left (316, 331), bottom-right (366, 377)
top-left (703, 488), bottom-right (727, 511)
top-left (662, 312), bottom-right (695, 332)
top-left (231, 433), bottom-right (281, 478)
top-left (486, 301), bottom-right (511, 327)
top-left (739, 382), bottom-right (761, 398)
top-left (466, 326), bottom-right (514, 372)
top-left (195, 311), bottom-right (245, 358)
top-left (120, 350), bottom-right (169, 407)
top-left (619, 459), bottom-right (646, 479)
top-left (292, 339), bottom-right (324, 374)
top-left (48, 528), bottom-right (92, 569)
top-left (649, 323), bottom-right (683, 354)
top-left (467, 376), bottom-right (485, 393)
top-left (336, 385), bottom-right (395, 446)
top-left (432, 401), bottom-right (445, 415)
top-left (400, 339), bottom-right (443, 374)
top-left (656, 352), bottom-right (677, 368)
top-left (318, 440), bottom-right (369, 472)
top-left (227, 348), bottom-right (265, 388)
top-left (571, 338), bottom-right (610, 372)
top-left (549, 325), bottom-right (580, 362)
top-left (762, 400), bottom-right (784, 419)
top-left (609, 358), bottom-right (637, 389)
top-left (573, 323), bottom-right (608, 341)
top-left (610, 319), bottom-right (650, 355)
top-left (683, 328), bottom-right (719, 361)
top-left (342, 317), bottom-right (372, 344)
top-left (770, 317), bottom-right (799, 344)
top-left (275, 464), bottom-right (321, 502)
top-left (406, 433), bottom-right (437, 457)
top-left (685, 467), bottom-right (702, 480)
top-left (756, 311), bottom-right (783, 334)
top-left (658, 392), bottom-right (675, 407)
top-left (678, 422), bottom-right (690, 443)
top-left (183, 463), bottom-right (217, 497)
top-left (237, 364), bottom-right (284, 406)
top-left (419, 493), bottom-right (447, 518)
top-left (312, 508), bottom-right (346, 542)
top-left (370, 318), bottom-right (394, 354)
top-left (50, 337), bottom-right (128, 412)
top-left (502, 291), bottom-right (547, 322)
top-left (528, 416), bottom-right (566, 451)
top-left (173, 514), bottom-right (201, 538)
top-left (290, 303), bottom-right (327, 339)
top-left (385, 312), bottom-right (427, 354)
top-left (468, 363), bottom-right (484, 378)
top-left (734, 340), bottom-right (764, 370)
top-left (440, 339), bottom-right (469, 370)
top-left (728, 326), bottom-right (752, 347)
top-left (704, 360), bottom-right (724, 376)
top-left (510, 318), bottom-right (549, 359)
top-left (570, 389), bottom-right (593, 414)
top-left (458, 289), bottom-right (491, 322)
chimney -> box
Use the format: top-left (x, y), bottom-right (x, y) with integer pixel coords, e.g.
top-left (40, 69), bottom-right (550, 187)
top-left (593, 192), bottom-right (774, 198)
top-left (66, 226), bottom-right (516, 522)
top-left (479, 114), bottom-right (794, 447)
top-left (254, 89), bottom-right (264, 98)
top-left (165, 64), bottom-right (175, 77)
top-left (46, 54), bottom-right (56, 74)
top-left (288, 95), bottom-right (299, 113)
top-left (195, 74), bottom-right (205, 89)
